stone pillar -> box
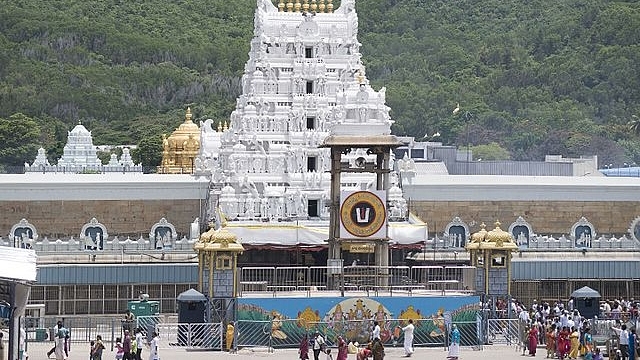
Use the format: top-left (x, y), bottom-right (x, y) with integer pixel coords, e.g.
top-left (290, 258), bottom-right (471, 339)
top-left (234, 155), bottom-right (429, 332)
top-left (328, 147), bottom-right (342, 261)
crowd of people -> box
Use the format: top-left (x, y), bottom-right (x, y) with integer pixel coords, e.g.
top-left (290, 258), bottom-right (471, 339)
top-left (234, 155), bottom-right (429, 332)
top-left (297, 319), bottom-right (420, 360)
top-left (512, 298), bottom-right (640, 360)
top-left (41, 312), bottom-right (160, 360)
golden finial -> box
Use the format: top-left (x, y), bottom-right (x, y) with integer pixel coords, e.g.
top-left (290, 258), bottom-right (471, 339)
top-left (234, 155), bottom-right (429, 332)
top-left (294, 0), bottom-right (301, 12)
top-left (223, 121), bottom-right (229, 131)
top-left (302, 0), bottom-right (309, 12)
top-left (310, 0), bottom-right (317, 12)
top-left (318, 0), bottom-right (325, 13)
top-left (217, 121), bottom-right (223, 132)
top-left (185, 107), bottom-right (193, 123)
top-left (278, 0), bottom-right (285, 12)
top-left (286, 0), bottom-right (293, 12)
top-left (327, 0), bottom-right (333, 13)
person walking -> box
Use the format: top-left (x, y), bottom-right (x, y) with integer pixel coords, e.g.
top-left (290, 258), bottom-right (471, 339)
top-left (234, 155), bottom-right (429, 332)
top-left (545, 324), bottom-right (556, 358)
top-left (336, 336), bottom-right (348, 360)
top-left (629, 328), bottom-right (636, 360)
top-left (371, 338), bottom-right (384, 360)
top-left (122, 330), bottom-right (132, 360)
top-left (448, 324), bottom-right (461, 360)
top-left (47, 321), bottom-right (62, 358)
top-left (226, 322), bottom-right (235, 352)
top-left (91, 335), bottom-right (105, 360)
top-left (115, 337), bottom-right (124, 360)
top-left (402, 319), bottom-right (415, 357)
top-left (312, 332), bottom-right (325, 360)
top-left (148, 331), bottom-right (159, 360)
top-left (528, 322), bottom-right (539, 356)
top-left (54, 324), bottom-right (67, 360)
top-left (299, 333), bottom-right (310, 360)
top-left (134, 328), bottom-right (143, 360)
top-left (371, 321), bottom-right (381, 341)
top-left (612, 324), bottom-right (630, 360)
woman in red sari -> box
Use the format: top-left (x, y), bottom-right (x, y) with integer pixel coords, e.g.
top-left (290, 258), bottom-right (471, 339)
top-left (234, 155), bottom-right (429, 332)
top-left (299, 333), bottom-right (310, 360)
top-left (336, 336), bottom-right (348, 360)
top-left (528, 323), bottom-right (539, 356)
top-left (557, 326), bottom-right (570, 359)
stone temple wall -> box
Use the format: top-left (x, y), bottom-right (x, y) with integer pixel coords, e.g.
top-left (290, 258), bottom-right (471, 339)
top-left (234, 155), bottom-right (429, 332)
top-left (0, 199), bottom-right (201, 238)
top-left (411, 200), bottom-right (640, 235)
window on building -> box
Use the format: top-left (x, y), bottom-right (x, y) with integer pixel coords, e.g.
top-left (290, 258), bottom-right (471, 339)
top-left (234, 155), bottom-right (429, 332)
top-left (307, 156), bottom-right (317, 172)
top-left (306, 116), bottom-right (315, 130)
top-left (216, 255), bottom-right (232, 270)
top-left (308, 199), bottom-right (319, 217)
top-left (306, 81), bottom-right (313, 94)
top-left (305, 47), bottom-right (313, 58)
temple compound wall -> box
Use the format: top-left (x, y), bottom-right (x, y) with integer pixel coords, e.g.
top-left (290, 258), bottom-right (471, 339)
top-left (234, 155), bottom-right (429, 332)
top-left (4, 198), bottom-right (637, 239)
top-left (0, 199), bottom-right (201, 238)
top-left (411, 200), bottom-right (640, 235)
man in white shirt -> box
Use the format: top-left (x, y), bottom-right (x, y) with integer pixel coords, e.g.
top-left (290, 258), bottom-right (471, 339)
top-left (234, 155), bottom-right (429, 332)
top-left (148, 331), bottom-right (159, 360)
top-left (560, 311), bottom-right (569, 328)
top-left (312, 331), bottom-right (325, 360)
top-left (402, 319), bottom-right (415, 357)
top-left (134, 328), bottom-right (144, 360)
top-left (611, 324), bottom-right (629, 360)
top-left (372, 321), bottom-right (381, 341)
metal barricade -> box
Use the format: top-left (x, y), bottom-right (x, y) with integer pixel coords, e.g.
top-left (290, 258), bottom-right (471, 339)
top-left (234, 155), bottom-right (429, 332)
top-left (486, 318), bottom-right (521, 346)
top-left (156, 322), bottom-right (223, 349)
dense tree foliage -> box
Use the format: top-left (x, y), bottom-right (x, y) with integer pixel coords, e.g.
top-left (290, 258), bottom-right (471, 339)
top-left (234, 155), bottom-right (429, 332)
top-left (0, 113), bottom-right (41, 171)
top-left (0, 0), bottom-right (639, 166)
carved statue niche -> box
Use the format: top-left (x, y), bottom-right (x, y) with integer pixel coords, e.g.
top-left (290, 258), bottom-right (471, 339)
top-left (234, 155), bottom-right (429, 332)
top-left (80, 217), bottom-right (109, 251)
top-left (9, 218), bottom-right (38, 249)
top-left (444, 217), bottom-right (470, 248)
top-left (571, 216), bottom-right (595, 248)
top-left (508, 216), bottom-right (534, 248)
top-left (149, 218), bottom-right (178, 250)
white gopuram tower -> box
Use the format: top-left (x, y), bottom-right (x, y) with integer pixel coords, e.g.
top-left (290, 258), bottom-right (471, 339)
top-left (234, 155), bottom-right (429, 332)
top-left (196, 0), bottom-right (405, 227)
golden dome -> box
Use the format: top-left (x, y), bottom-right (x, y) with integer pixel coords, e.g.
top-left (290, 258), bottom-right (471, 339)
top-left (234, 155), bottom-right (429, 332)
top-left (158, 107), bottom-right (201, 174)
top-left (486, 221), bottom-right (513, 244)
top-left (166, 107), bottom-right (200, 146)
top-left (476, 220), bottom-right (518, 250)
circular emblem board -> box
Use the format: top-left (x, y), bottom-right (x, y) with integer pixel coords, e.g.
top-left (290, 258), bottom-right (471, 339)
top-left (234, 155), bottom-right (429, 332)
top-left (340, 191), bottom-right (386, 238)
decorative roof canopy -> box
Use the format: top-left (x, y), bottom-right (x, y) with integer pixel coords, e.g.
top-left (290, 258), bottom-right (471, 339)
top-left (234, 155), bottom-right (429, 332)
top-left (194, 215), bottom-right (244, 253)
top-left (466, 220), bottom-right (518, 251)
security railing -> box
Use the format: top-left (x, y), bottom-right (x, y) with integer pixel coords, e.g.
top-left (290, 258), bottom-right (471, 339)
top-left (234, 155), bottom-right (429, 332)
top-left (238, 265), bottom-right (475, 296)
top-left (485, 318), bottom-right (521, 346)
top-left (24, 315), bottom-right (224, 351)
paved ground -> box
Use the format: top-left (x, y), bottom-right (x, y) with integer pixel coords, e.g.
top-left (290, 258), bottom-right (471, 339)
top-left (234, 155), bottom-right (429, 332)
top-left (21, 343), bottom-right (529, 360)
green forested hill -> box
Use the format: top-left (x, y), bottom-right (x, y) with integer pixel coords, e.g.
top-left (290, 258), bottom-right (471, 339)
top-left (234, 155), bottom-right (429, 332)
top-left (0, 0), bottom-right (639, 167)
